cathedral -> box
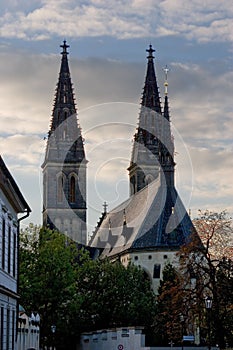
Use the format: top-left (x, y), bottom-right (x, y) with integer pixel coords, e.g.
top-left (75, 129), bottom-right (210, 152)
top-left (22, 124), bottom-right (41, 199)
top-left (42, 42), bottom-right (195, 291)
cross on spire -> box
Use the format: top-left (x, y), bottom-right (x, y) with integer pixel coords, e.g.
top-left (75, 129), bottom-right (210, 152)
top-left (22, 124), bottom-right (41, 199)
top-left (146, 44), bottom-right (155, 60)
top-left (163, 65), bottom-right (170, 95)
top-left (163, 65), bottom-right (169, 81)
top-left (60, 40), bottom-right (69, 55)
top-left (103, 201), bottom-right (108, 213)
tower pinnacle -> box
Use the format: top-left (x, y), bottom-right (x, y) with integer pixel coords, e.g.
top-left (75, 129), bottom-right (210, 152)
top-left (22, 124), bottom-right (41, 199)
top-left (146, 44), bottom-right (155, 59)
top-left (141, 44), bottom-right (161, 113)
top-left (163, 65), bottom-right (170, 96)
top-left (60, 40), bottom-right (69, 55)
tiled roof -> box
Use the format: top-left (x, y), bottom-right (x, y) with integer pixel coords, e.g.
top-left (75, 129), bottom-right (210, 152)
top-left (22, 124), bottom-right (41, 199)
top-left (90, 174), bottom-right (194, 257)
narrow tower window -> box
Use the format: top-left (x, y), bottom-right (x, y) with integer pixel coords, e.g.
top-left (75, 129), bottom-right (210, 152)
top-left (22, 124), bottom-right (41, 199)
top-left (57, 175), bottom-right (64, 203)
top-left (13, 233), bottom-right (16, 277)
top-left (62, 113), bottom-right (68, 140)
top-left (63, 124), bottom-right (67, 140)
top-left (130, 175), bottom-right (136, 195)
top-left (153, 264), bottom-right (161, 279)
top-left (57, 111), bottom-right (60, 125)
top-left (8, 226), bottom-right (11, 274)
top-left (70, 176), bottom-right (76, 203)
top-left (2, 218), bottom-right (6, 270)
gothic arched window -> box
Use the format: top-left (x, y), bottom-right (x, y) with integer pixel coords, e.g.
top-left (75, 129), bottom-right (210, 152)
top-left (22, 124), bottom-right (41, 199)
top-left (166, 153), bottom-right (170, 163)
top-left (130, 175), bottom-right (136, 194)
top-left (70, 176), bottom-right (76, 203)
top-left (145, 174), bottom-right (154, 185)
top-left (62, 111), bottom-right (68, 139)
top-left (63, 123), bottom-right (67, 140)
top-left (57, 175), bottom-right (64, 203)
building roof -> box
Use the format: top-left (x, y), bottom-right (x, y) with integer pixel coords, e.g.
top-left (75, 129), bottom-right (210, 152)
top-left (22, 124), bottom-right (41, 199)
top-left (90, 174), bottom-right (195, 258)
top-left (0, 156), bottom-right (31, 214)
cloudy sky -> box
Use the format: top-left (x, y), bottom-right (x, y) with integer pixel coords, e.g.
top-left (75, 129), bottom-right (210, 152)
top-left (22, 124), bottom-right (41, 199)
top-left (0, 0), bottom-right (232, 238)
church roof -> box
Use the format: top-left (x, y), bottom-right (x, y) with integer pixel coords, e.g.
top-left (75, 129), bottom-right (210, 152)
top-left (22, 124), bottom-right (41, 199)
top-left (90, 175), bottom-right (194, 258)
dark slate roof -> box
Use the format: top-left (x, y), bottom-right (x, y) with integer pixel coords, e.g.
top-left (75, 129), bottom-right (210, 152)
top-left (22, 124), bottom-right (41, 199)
top-left (0, 156), bottom-right (31, 214)
top-left (90, 174), bottom-right (195, 257)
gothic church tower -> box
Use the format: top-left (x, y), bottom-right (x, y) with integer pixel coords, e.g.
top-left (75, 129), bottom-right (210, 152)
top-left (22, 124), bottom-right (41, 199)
top-left (128, 45), bottom-right (175, 195)
top-left (90, 45), bottom-right (196, 293)
top-left (42, 41), bottom-right (87, 244)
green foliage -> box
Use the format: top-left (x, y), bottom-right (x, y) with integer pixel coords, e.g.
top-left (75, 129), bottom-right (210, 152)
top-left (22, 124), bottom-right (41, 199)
top-left (73, 258), bottom-right (156, 331)
top-left (153, 263), bottom-right (183, 346)
top-left (19, 225), bottom-right (80, 348)
top-left (19, 225), bottom-right (156, 349)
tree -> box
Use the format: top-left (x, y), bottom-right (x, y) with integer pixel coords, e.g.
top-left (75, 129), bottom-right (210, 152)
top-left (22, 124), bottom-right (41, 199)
top-left (152, 211), bottom-right (233, 348)
top-left (19, 225), bottom-right (156, 349)
top-left (19, 223), bottom-right (40, 309)
top-left (178, 210), bottom-right (233, 348)
top-left (153, 263), bottom-right (184, 346)
top-left (68, 257), bottom-right (156, 332)
top-left (19, 225), bottom-right (81, 348)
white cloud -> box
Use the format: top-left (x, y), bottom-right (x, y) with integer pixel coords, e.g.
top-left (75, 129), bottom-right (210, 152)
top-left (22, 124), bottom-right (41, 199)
top-left (0, 134), bottom-right (44, 166)
top-left (169, 61), bottom-right (233, 144)
top-left (0, 0), bottom-right (233, 44)
top-left (0, 52), bottom-right (58, 135)
top-left (0, 46), bottom-right (232, 228)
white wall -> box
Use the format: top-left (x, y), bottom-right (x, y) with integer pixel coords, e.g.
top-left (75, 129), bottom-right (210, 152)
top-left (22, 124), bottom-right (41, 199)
top-left (0, 193), bottom-right (19, 350)
top-left (80, 327), bottom-right (151, 350)
top-left (80, 330), bottom-right (218, 350)
top-left (17, 313), bottom-right (40, 350)
top-left (120, 250), bottom-right (178, 293)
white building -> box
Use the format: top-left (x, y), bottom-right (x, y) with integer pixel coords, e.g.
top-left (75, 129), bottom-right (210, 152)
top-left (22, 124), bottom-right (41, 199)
top-left (0, 156), bottom-right (31, 350)
top-left (17, 306), bottom-right (40, 350)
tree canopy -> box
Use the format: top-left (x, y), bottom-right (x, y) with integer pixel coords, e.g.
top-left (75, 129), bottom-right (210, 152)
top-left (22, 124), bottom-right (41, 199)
top-left (19, 210), bottom-right (233, 349)
top-left (153, 211), bottom-right (233, 348)
top-left (19, 225), bottom-right (156, 349)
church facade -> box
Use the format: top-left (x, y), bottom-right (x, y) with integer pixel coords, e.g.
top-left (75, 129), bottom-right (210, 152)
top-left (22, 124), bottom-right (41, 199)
top-left (90, 45), bottom-right (195, 292)
top-left (42, 41), bottom-right (87, 244)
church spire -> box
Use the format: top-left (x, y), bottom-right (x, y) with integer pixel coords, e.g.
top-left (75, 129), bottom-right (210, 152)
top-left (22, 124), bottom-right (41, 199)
top-left (160, 65), bottom-right (175, 188)
top-left (44, 40), bottom-right (85, 162)
top-left (42, 41), bottom-right (87, 244)
top-left (50, 40), bottom-right (77, 134)
top-left (141, 44), bottom-right (161, 114)
top-left (128, 45), bottom-right (162, 195)
top-left (163, 65), bottom-right (170, 121)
